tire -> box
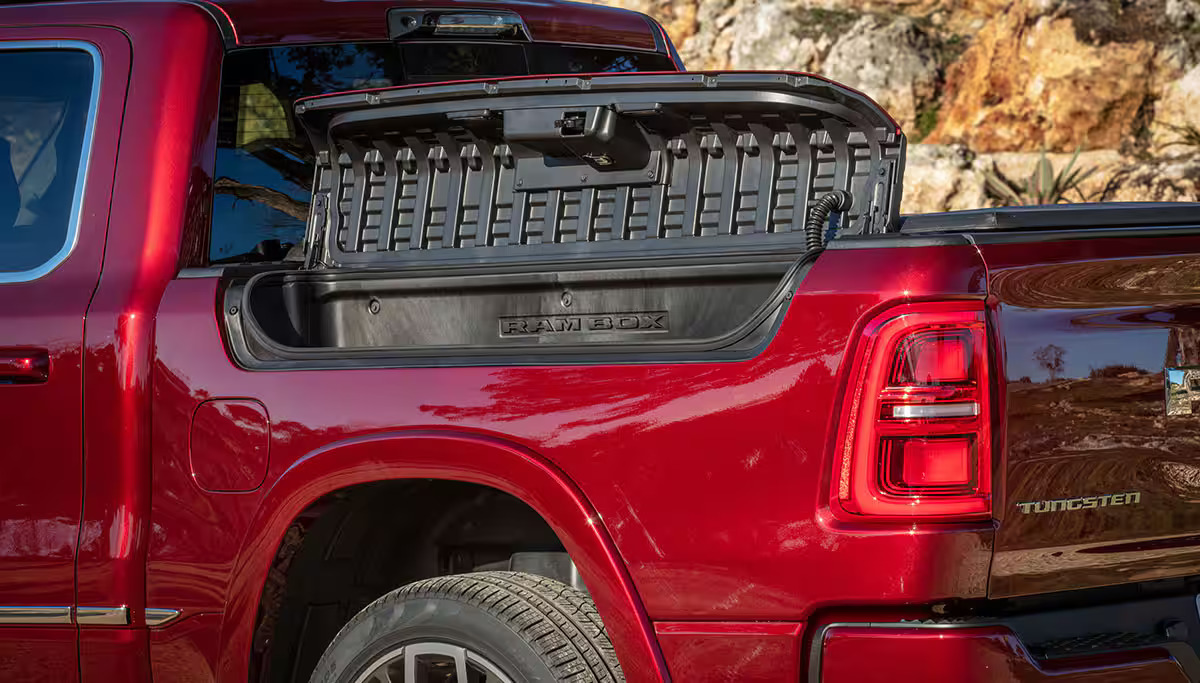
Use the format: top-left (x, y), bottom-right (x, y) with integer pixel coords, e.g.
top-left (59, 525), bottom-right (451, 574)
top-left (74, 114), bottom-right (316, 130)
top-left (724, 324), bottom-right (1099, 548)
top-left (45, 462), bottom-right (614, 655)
top-left (309, 571), bottom-right (625, 683)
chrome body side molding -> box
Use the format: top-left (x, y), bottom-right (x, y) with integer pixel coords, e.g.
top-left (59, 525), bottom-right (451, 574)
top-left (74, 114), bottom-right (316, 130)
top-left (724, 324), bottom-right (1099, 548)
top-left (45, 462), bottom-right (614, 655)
top-left (0, 606), bottom-right (72, 625)
top-left (0, 605), bottom-right (182, 627)
top-left (76, 605), bottom-right (129, 626)
top-left (144, 608), bottom-right (181, 627)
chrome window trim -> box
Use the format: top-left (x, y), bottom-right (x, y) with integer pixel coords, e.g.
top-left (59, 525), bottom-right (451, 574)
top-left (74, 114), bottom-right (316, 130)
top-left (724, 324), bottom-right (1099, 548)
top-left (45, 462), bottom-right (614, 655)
top-left (0, 606), bottom-right (72, 624)
top-left (0, 40), bottom-right (103, 284)
top-left (75, 605), bottom-right (128, 625)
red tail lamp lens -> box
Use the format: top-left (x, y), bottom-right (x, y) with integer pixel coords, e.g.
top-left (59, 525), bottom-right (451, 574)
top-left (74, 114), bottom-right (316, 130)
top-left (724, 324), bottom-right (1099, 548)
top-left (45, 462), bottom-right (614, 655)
top-left (889, 437), bottom-right (974, 491)
top-left (893, 331), bottom-right (970, 384)
top-left (835, 305), bottom-right (992, 521)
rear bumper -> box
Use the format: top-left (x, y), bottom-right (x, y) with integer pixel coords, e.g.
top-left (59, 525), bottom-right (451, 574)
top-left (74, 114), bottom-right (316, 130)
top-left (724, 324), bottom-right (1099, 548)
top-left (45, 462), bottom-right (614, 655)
top-left (814, 624), bottom-right (1189, 683)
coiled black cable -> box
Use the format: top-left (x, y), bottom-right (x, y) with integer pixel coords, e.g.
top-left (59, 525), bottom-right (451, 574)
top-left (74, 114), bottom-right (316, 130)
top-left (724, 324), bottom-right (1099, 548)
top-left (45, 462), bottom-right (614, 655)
top-left (804, 190), bottom-right (853, 252)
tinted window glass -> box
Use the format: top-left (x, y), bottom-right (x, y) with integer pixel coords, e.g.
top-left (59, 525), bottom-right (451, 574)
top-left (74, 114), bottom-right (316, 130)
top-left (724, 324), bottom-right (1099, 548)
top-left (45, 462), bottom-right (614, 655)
top-left (211, 43), bottom-right (676, 263)
top-left (0, 49), bottom-right (95, 275)
top-left (529, 45), bottom-right (672, 74)
top-left (398, 43), bottom-right (528, 80)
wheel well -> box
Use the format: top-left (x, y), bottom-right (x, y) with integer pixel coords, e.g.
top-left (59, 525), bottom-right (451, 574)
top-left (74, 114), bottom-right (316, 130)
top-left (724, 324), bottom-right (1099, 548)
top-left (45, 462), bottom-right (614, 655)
top-left (250, 479), bottom-right (572, 683)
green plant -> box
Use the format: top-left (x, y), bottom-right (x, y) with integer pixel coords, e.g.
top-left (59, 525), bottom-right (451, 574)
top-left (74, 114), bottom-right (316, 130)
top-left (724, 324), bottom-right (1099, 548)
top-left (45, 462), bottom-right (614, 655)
top-left (1162, 123), bottom-right (1200, 151)
top-left (935, 33), bottom-right (968, 69)
top-left (913, 102), bottom-right (940, 142)
top-left (982, 148), bottom-right (1098, 205)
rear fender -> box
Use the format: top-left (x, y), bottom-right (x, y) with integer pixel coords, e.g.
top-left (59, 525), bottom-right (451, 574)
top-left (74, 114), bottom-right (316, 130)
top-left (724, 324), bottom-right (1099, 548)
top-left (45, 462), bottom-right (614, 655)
top-left (216, 430), bottom-right (668, 683)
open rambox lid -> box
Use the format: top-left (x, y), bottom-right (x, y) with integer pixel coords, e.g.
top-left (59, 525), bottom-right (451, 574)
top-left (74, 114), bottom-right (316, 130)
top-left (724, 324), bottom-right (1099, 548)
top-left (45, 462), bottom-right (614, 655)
top-left (296, 72), bottom-right (906, 269)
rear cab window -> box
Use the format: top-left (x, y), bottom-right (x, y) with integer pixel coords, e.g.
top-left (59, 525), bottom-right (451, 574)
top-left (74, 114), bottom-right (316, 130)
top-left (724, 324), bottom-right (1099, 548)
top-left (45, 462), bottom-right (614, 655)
top-left (0, 45), bottom-right (99, 279)
top-left (210, 42), bottom-right (676, 264)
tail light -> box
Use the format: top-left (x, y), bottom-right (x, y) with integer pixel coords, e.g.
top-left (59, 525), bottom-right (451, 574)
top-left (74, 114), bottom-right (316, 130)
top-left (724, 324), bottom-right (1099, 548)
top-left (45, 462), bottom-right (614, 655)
top-left (834, 304), bottom-right (993, 521)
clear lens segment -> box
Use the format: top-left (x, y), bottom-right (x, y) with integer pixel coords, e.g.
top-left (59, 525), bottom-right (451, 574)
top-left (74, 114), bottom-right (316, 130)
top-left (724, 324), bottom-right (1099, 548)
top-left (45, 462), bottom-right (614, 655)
top-left (889, 402), bottom-right (980, 419)
top-left (434, 13), bottom-right (523, 35)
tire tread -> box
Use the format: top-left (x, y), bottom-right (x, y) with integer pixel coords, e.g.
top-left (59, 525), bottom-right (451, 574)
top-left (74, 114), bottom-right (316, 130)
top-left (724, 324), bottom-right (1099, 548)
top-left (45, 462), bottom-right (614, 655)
top-left (313, 571), bottom-right (624, 683)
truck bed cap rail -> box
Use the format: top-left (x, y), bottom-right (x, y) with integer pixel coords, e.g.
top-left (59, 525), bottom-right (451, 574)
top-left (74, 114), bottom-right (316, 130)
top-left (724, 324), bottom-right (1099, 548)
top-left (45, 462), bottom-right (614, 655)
top-left (900, 203), bottom-right (1200, 234)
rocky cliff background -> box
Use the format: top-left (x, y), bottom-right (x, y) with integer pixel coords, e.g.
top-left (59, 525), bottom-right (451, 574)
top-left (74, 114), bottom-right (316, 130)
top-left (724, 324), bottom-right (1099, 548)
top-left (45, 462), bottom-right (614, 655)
top-left (593, 0), bottom-right (1200, 213)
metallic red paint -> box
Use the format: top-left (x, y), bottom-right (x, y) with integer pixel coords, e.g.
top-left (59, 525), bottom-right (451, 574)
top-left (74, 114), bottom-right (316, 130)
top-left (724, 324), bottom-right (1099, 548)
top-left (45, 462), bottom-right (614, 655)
top-left (149, 244), bottom-right (993, 681)
top-left (214, 431), bottom-right (669, 682)
top-left (0, 628), bottom-right (79, 682)
top-left (8, 3), bottom-right (1197, 682)
top-left (0, 348), bottom-right (49, 382)
top-left (14, 4), bottom-right (227, 682)
top-left (817, 626), bottom-right (1188, 682)
top-left (0, 22), bottom-right (131, 679)
top-left (654, 622), bottom-right (804, 681)
top-left (150, 613), bottom-right (224, 683)
top-left (189, 400), bottom-right (270, 493)
top-left (75, 0), bottom-right (222, 613)
top-left (80, 628), bottom-right (152, 681)
top-left (978, 236), bottom-right (1200, 598)
top-left (150, 277), bottom-right (669, 679)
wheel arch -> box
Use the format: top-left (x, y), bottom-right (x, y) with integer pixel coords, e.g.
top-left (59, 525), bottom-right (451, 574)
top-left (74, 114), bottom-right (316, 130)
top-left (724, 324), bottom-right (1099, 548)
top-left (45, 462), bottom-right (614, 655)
top-left (215, 429), bottom-right (668, 683)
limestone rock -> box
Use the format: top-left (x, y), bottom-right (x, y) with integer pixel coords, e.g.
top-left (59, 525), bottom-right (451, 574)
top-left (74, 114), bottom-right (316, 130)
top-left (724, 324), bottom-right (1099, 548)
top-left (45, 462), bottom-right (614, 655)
top-left (1166, 0), bottom-right (1200, 28)
top-left (954, 0), bottom-right (1059, 24)
top-left (902, 144), bottom-right (987, 214)
top-left (1152, 65), bottom-right (1200, 158)
top-left (817, 0), bottom-right (953, 16)
top-left (677, 0), bottom-right (738, 70)
top-left (590, 0), bottom-right (1199, 207)
top-left (679, 1), bottom-right (855, 71)
top-left (1096, 157), bottom-right (1200, 202)
top-left (821, 15), bottom-right (939, 131)
top-left (900, 148), bottom-right (1200, 214)
top-left (728, 2), bottom-right (832, 72)
top-left (926, 9), bottom-right (1155, 152)
top-left (1151, 39), bottom-right (1193, 96)
top-left (590, 0), bottom-right (701, 47)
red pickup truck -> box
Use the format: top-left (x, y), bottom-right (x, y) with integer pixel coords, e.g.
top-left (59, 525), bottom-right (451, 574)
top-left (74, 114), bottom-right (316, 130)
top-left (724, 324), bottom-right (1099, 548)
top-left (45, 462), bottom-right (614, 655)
top-left (5, 0), bottom-right (1200, 681)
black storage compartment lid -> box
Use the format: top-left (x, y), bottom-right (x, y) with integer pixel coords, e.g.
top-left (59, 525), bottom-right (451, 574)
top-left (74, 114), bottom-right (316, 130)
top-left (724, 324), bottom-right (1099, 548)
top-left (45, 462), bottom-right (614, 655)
top-left (296, 71), bottom-right (906, 268)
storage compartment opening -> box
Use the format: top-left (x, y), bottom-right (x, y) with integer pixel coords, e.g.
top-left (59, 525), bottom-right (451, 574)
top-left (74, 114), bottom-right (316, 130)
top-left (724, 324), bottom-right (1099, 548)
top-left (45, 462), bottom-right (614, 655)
top-left (222, 73), bottom-right (903, 368)
top-left (238, 257), bottom-right (802, 360)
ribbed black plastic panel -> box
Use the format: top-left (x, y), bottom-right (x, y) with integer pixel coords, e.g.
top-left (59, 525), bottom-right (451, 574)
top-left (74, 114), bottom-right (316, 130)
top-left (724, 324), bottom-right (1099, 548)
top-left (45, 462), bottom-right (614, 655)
top-left (299, 73), bottom-right (906, 268)
top-left (1032, 631), bottom-right (1165, 658)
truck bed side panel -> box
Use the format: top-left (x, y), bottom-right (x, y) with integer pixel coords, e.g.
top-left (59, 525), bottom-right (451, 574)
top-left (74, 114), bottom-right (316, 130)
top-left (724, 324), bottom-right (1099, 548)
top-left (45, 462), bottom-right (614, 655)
top-left (149, 244), bottom-right (990, 680)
